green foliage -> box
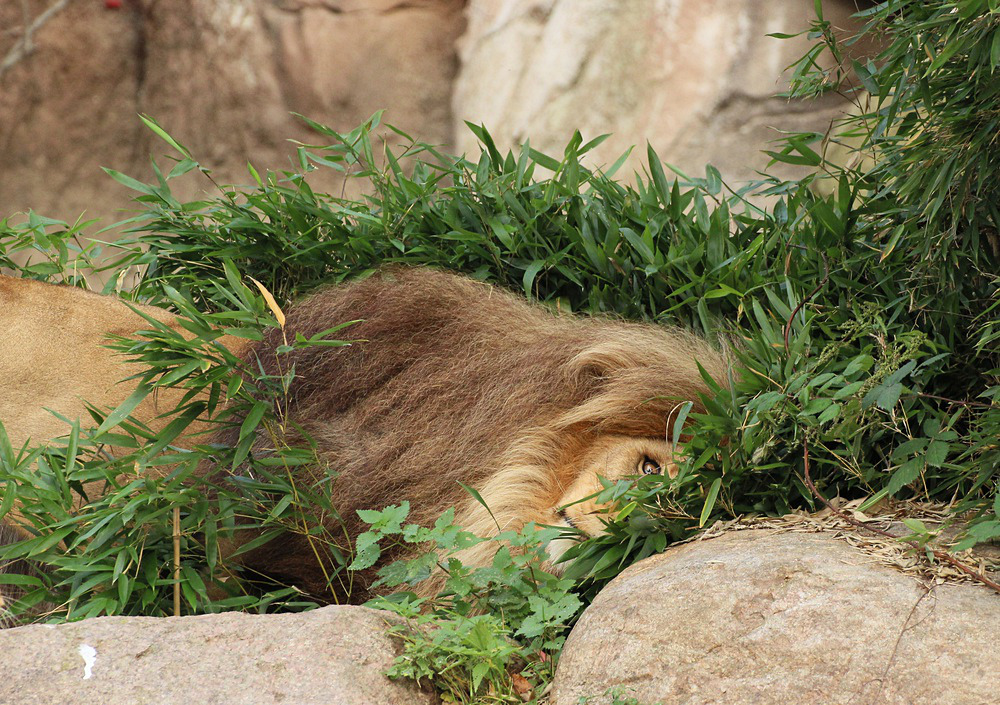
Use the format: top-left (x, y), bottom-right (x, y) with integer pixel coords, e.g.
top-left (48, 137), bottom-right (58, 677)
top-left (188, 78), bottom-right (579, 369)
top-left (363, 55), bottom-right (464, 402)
top-left (354, 504), bottom-right (579, 703)
top-left (0, 274), bottom-right (356, 622)
top-left (778, 0), bottom-right (1000, 550)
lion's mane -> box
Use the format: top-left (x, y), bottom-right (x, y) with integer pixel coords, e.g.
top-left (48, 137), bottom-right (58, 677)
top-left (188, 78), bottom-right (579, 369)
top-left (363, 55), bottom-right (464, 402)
top-left (231, 267), bottom-right (728, 601)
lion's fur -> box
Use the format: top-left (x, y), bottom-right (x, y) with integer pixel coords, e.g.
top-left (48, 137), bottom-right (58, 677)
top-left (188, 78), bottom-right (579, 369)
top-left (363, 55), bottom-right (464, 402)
top-left (0, 275), bottom-right (249, 536)
top-left (0, 269), bottom-right (728, 609)
top-left (0, 276), bottom-right (187, 618)
top-left (0, 275), bottom-right (193, 450)
top-left (226, 267), bottom-right (729, 601)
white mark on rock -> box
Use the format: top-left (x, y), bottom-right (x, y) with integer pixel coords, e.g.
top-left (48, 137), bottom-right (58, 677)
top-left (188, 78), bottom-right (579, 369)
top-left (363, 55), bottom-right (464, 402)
top-left (78, 644), bottom-right (97, 680)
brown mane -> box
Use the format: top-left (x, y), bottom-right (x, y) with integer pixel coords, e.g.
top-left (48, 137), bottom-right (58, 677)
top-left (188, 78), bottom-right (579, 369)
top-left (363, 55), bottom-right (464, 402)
top-left (229, 266), bottom-right (728, 601)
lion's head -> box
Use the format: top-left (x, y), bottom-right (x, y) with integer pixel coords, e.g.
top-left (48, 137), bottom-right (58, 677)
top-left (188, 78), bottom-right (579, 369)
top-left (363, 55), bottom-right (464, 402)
top-left (227, 267), bottom-right (728, 602)
top-left (546, 434), bottom-right (680, 563)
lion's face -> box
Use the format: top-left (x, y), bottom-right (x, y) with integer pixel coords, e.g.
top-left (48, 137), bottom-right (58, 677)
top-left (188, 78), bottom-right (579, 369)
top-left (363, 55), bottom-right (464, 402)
top-left (546, 434), bottom-right (679, 564)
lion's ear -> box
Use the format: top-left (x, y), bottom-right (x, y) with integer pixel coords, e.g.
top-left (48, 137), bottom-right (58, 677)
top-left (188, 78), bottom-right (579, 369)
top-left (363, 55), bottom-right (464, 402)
top-left (565, 341), bottom-right (637, 387)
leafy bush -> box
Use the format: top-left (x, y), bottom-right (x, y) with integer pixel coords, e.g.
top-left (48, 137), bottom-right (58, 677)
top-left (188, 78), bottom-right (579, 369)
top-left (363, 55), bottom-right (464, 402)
top-left (0, 0), bottom-right (998, 700)
top-left (351, 504), bottom-right (578, 703)
top-left (0, 271), bottom-right (360, 622)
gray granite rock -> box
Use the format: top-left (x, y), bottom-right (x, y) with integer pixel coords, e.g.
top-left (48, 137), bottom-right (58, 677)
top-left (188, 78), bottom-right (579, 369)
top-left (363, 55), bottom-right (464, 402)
top-left (552, 530), bottom-right (1000, 705)
top-left (1, 604), bottom-right (437, 705)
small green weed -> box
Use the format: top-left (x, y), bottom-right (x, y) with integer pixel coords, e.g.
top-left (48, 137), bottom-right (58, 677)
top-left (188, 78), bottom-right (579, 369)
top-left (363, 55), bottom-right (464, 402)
top-left (354, 504), bottom-right (581, 704)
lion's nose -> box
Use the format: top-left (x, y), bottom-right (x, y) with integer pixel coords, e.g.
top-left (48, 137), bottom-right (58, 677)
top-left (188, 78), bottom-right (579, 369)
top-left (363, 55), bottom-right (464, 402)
top-left (665, 462), bottom-right (680, 479)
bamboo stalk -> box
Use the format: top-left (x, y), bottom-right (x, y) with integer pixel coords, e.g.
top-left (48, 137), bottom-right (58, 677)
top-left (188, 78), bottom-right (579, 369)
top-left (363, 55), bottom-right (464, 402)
top-left (173, 506), bottom-right (181, 617)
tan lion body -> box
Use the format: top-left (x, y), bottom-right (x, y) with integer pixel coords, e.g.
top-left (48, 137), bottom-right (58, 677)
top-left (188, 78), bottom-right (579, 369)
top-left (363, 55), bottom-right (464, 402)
top-left (225, 267), bottom-right (728, 602)
top-left (0, 275), bottom-right (189, 451)
top-left (0, 275), bottom-right (214, 617)
top-left (0, 269), bottom-right (728, 608)
top-left (0, 276), bottom-right (249, 541)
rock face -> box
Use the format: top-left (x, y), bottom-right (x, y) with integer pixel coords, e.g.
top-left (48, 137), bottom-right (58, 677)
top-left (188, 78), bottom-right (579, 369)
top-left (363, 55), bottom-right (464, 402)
top-left (0, 605), bottom-right (437, 705)
top-left (1, 1), bottom-right (875, 228)
top-left (551, 531), bottom-right (1000, 705)
top-left (0, 0), bottom-right (465, 225)
top-left (455, 0), bottom-right (874, 186)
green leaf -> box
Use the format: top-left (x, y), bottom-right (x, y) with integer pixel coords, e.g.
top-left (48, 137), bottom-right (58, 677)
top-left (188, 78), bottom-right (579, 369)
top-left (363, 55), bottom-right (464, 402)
top-left (924, 440), bottom-right (948, 468)
top-left (858, 488), bottom-right (892, 513)
top-left (621, 227), bottom-right (656, 264)
top-left (349, 532), bottom-right (381, 571)
top-left (522, 261), bottom-right (544, 296)
top-left (817, 401), bottom-right (841, 424)
top-left (139, 114), bottom-right (194, 158)
top-left (647, 143), bottom-right (672, 206)
top-left (458, 482), bottom-right (500, 532)
top-left (93, 384), bottom-right (151, 437)
top-left (845, 354), bottom-right (874, 377)
top-left (102, 169), bottom-right (156, 196)
top-left (526, 148), bottom-right (561, 171)
top-left (699, 478), bottom-right (722, 527)
top-left (851, 59), bottom-right (880, 95)
top-left (863, 382), bottom-right (903, 411)
top-left (887, 458), bottom-right (922, 495)
top-left (471, 662), bottom-right (491, 693)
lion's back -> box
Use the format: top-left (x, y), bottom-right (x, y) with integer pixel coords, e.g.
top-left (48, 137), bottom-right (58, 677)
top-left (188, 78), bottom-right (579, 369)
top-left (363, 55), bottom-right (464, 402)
top-left (0, 276), bottom-right (179, 448)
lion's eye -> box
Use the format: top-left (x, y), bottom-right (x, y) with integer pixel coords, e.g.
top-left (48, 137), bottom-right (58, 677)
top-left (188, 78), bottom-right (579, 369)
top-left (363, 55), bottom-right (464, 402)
top-left (639, 456), bottom-right (661, 475)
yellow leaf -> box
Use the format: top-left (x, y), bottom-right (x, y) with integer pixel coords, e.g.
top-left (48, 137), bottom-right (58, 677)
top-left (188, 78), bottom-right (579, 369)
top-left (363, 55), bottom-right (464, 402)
top-left (249, 277), bottom-right (286, 328)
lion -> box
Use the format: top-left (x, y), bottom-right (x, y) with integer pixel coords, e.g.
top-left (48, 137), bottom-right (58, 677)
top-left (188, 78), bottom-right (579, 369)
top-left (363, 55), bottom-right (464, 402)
top-left (219, 267), bottom-right (729, 603)
top-left (0, 276), bottom-right (189, 618)
top-left (1, 275), bottom-right (189, 450)
top-left (0, 269), bottom-right (728, 610)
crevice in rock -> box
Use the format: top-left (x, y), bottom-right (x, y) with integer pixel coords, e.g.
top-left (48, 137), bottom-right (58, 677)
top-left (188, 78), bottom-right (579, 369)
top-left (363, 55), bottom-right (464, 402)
top-left (866, 587), bottom-right (937, 705)
top-left (131, 1), bottom-right (150, 109)
top-left (268, 0), bottom-right (451, 16)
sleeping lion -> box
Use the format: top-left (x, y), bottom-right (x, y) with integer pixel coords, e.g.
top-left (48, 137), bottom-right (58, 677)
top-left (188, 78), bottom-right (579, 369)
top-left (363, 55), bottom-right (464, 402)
top-left (0, 268), bottom-right (727, 606)
top-left (222, 267), bottom-right (728, 601)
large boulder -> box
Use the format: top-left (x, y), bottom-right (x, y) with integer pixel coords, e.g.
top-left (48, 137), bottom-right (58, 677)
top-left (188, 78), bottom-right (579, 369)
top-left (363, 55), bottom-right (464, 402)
top-left (551, 530), bottom-right (1000, 705)
top-left (454, 0), bottom-right (875, 186)
top-left (0, 604), bottom-right (437, 705)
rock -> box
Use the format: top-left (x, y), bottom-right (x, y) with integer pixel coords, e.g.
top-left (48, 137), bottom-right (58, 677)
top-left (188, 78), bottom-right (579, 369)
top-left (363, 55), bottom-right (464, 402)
top-left (0, 0), bottom-right (464, 226)
top-left (551, 530), bottom-right (1000, 705)
top-left (0, 604), bottom-right (437, 705)
top-left (454, 0), bottom-right (876, 187)
top-left (1, 0), bottom-right (880, 228)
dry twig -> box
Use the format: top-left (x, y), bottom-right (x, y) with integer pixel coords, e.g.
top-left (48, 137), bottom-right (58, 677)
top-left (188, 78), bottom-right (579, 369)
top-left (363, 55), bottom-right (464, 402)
top-left (800, 437), bottom-right (1000, 594)
top-left (173, 506), bottom-right (181, 617)
top-left (783, 252), bottom-right (830, 354)
top-left (0, 0), bottom-right (77, 78)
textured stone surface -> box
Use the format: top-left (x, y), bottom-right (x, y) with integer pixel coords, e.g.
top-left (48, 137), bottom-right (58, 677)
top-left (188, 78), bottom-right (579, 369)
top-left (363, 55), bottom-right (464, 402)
top-left (1, 0), bottom-right (878, 229)
top-left (552, 531), bottom-right (1000, 705)
top-left (454, 0), bottom-right (873, 186)
top-left (0, 605), bottom-right (437, 705)
top-left (0, 0), bottom-right (464, 225)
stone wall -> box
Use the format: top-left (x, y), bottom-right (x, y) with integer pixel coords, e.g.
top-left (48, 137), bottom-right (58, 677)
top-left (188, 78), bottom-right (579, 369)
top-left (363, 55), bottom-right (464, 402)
top-left (1, 0), bottom-right (869, 226)
top-left (0, 0), bottom-right (464, 224)
top-left (454, 0), bottom-right (873, 184)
